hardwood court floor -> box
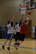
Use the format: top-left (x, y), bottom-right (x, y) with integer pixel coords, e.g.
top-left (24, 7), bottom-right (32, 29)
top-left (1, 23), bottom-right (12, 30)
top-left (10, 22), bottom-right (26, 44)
top-left (0, 38), bottom-right (36, 54)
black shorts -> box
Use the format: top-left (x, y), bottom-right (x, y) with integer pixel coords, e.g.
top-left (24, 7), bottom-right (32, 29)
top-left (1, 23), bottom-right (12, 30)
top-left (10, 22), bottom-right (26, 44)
top-left (14, 32), bottom-right (25, 41)
top-left (19, 34), bottom-right (25, 41)
top-left (6, 34), bottom-right (12, 40)
top-left (14, 32), bottom-right (20, 41)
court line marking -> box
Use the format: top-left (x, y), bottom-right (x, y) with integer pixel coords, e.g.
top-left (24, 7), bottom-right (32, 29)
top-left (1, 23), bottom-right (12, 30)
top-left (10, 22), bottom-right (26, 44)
top-left (0, 43), bottom-right (36, 50)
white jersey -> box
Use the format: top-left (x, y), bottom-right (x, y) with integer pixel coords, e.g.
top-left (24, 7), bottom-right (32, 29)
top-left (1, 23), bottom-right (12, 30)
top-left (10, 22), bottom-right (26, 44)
top-left (7, 23), bottom-right (12, 34)
top-left (15, 24), bottom-right (20, 33)
top-left (11, 27), bottom-right (16, 34)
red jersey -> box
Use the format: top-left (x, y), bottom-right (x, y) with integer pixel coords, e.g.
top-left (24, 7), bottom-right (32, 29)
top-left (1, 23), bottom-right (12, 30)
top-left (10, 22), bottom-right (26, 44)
top-left (20, 24), bottom-right (28, 35)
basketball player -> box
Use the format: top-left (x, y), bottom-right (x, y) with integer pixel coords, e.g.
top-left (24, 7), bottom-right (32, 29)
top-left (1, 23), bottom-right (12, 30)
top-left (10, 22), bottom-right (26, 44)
top-left (2, 21), bottom-right (13, 51)
top-left (14, 20), bottom-right (28, 50)
top-left (14, 22), bottom-right (21, 50)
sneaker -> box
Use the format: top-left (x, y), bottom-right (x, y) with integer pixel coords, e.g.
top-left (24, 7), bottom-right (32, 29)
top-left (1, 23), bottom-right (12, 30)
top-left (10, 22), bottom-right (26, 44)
top-left (16, 47), bottom-right (18, 50)
top-left (17, 43), bottom-right (20, 46)
top-left (7, 47), bottom-right (10, 51)
top-left (14, 43), bottom-right (20, 46)
top-left (14, 43), bottom-right (20, 50)
top-left (2, 45), bottom-right (5, 49)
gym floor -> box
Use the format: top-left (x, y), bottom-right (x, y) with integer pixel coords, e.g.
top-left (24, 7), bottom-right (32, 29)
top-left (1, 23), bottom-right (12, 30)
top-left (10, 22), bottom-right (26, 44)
top-left (0, 38), bottom-right (36, 54)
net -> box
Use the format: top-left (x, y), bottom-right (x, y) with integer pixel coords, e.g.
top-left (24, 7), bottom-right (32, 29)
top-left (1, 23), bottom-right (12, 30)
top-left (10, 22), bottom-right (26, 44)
top-left (19, 6), bottom-right (28, 15)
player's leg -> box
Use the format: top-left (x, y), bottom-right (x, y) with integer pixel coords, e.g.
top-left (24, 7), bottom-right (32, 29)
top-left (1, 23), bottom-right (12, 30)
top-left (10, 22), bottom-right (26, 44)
top-left (7, 39), bottom-right (12, 51)
top-left (14, 33), bottom-right (17, 45)
top-left (14, 32), bottom-right (20, 50)
top-left (15, 34), bottom-right (25, 50)
top-left (2, 39), bottom-right (8, 49)
top-left (7, 34), bottom-right (12, 51)
top-left (2, 33), bottom-right (9, 49)
top-left (14, 36), bottom-right (18, 50)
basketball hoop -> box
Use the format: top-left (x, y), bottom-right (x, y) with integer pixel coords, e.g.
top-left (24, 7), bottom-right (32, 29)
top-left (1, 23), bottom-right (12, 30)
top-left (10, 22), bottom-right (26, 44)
top-left (19, 5), bottom-right (28, 15)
